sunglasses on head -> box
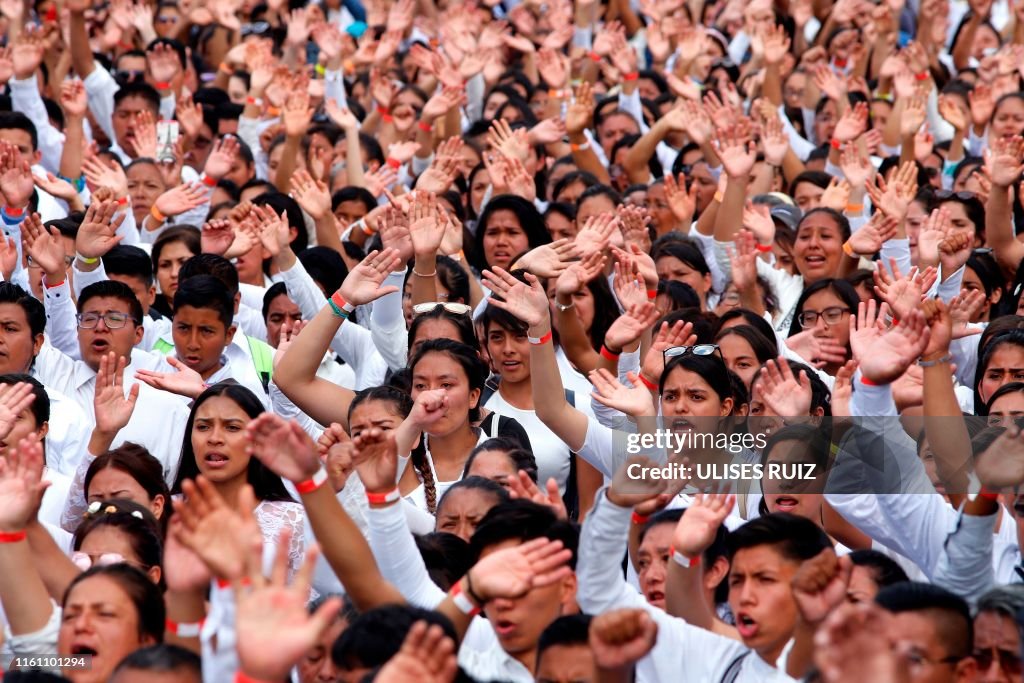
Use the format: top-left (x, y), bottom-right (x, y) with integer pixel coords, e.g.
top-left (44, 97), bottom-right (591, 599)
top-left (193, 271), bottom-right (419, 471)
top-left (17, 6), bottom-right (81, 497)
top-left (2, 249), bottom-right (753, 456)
top-left (663, 345), bottom-right (721, 362)
top-left (413, 302), bottom-right (472, 317)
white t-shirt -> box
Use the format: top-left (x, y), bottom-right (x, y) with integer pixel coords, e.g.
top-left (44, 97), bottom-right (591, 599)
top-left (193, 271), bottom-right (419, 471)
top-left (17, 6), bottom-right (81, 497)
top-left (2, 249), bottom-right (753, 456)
top-left (404, 431), bottom-right (491, 513)
top-left (484, 391), bottom-right (572, 493)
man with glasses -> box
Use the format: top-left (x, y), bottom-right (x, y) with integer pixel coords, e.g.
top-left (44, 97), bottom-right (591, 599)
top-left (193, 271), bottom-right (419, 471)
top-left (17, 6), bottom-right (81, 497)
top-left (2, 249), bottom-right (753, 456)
top-left (33, 279), bottom-right (190, 482)
top-left (874, 583), bottom-right (978, 683)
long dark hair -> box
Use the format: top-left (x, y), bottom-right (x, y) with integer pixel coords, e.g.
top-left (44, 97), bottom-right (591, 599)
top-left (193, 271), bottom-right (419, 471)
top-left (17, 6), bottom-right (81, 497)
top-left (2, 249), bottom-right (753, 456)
top-left (659, 353), bottom-right (734, 415)
top-left (172, 383), bottom-right (292, 502)
top-left (786, 278), bottom-right (860, 342)
top-left (63, 563), bottom-right (165, 643)
top-left (975, 330), bottom-right (1024, 413)
top-left (472, 195), bottom-right (551, 272)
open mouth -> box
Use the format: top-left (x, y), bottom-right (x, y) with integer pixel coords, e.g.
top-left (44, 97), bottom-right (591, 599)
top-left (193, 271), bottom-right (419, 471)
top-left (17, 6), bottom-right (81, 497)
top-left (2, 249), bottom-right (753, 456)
top-left (205, 453), bottom-right (229, 468)
top-left (646, 590), bottom-right (665, 606)
top-left (91, 339), bottom-right (110, 353)
top-left (70, 645), bottom-right (98, 656)
top-left (774, 496), bottom-right (799, 511)
top-left (494, 620), bottom-right (517, 637)
top-left (735, 613), bottom-right (759, 639)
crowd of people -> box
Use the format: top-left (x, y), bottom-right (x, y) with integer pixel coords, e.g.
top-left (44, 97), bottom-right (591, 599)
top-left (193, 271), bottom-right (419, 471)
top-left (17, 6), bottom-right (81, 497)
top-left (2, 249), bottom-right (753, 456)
top-left (4, 0), bottom-right (1024, 679)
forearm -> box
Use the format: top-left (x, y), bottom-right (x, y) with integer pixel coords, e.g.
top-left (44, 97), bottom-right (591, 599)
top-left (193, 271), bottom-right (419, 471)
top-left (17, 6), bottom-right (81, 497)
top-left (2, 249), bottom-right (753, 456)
top-left (313, 214), bottom-right (344, 257)
top-left (569, 135), bottom-right (612, 184)
top-left (60, 117), bottom-right (85, 181)
top-left (300, 485), bottom-right (405, 611)
top-left (343, 126), bottom-right (365, 188)
top-left (69, 13), bottom-right (96, 77)
top-left (712, 176), bottom-right (747, 242)
top-left (623, 122), bottom-right (667, 184)
top-left (553, 302), bottom-right (600, 376)
top-left (410, 257), bottom-right (437, 307)
top-left (164, 588), bottom-right (206, 654)
top-left (529, 316), bottom-right (588, 451)
top-left (274, 136), bottom-right (303, 192)
top-left (987, 185), bottom-right (1024, 275)
top-left (0, 537), bottom-right (53, 635)
top-left (923, 359), bottom-right (970, 499)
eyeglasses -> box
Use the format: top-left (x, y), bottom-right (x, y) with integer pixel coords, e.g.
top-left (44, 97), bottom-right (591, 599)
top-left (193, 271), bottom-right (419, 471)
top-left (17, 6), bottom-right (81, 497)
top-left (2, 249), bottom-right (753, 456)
top-left (973, 647), bottom-right (1023, 675)
top-left (905, 648), bottom-right (962, 669)
top-left (26, 254), bottom-right (75, 269)
top-left (76, 311), bottom-right (139, 329)
top-left (412, 302), bottom-right (472, 316)
top-left (664, 345), bottom-right (721, 362)
top-left (719, 291), bottom-right (741, 306)
top-left (798, 307), bottom-right (850, 328)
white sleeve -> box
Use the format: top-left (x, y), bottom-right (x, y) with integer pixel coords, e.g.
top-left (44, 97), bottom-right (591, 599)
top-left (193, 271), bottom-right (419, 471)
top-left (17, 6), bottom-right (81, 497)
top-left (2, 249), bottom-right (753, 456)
top-left (61, 449), bottom-right (98, 533)
top-left (778, 104), bottom-right (816, 161)
top-left (278, 259), bottom-right (330, 321)
top-left (159, 94), bottom-right (176, 121)
top-left (932, 506), bottom-right (997, 607)
top-left (366, 500), bottom-right (446, 608)
top-left (324, 69), bottom-right (347, 109)
top-left (42, 280), bottom-right (81, 359)
top-left (71, 259), bottom-right (109, 301)
top-left (370, 271), bottom-right (409, 372)
top-left (9, 78), bottom-right (64, 173)
top-left (577, 489), bottom-right (655, 614)
top-left (115, 204), bottom-right (141, 246)
top-left (879, 238), bottom-right (911, 279)
top-left (82, 67), bottom-right (119, 143)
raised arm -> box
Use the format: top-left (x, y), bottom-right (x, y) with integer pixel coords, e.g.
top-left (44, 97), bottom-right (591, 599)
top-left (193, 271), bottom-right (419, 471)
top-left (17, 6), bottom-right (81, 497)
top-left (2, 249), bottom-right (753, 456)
top-left (984, 136), bottom-right (1024, 278)
top-left (274, 249), bottom-right (401, 429)
top-left (482, 268), bottom-right (590, 452)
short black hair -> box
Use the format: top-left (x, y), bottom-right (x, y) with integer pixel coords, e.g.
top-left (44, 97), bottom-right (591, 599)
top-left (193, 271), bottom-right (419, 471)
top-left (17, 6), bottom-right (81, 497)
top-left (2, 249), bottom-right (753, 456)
top-left (112, 644), bottom-right (200, 678)
top-left (104, 245), bottom-right (154, 288)
top-left (331, 186), bottom-right (377, 213)
top-left (0, 281), bottom-right (45, 337)
top-left (0, 374), bottom-right (49, 428)
top-left (727, 512), bottom-right (832, 563)
top-left (537, 614), bottom-right (592, 663)
top-left (262, 282), bottom-right (290, 321)
top-left (173, 275), bottom-right (234, 327)
top-left (178, 253), bottom-right (240, 296)
top-left (415, 531), bottom-right (473, 592)
top-left (0, 111), bottom-right (38, 150)
top-left (299, 246), bottom-right (348, 297)
top-left (332, 604), bottom-right (457, 669)
top-left (481, 301), bottom-right (529, 336)
top-left (78, 280), bottom-right (144, 325)
top-left (875, 582), bottom-right (973, 660)
top-left (470, 500), bottom-right (579, 569)
top-left (848, 549), bottom-right (909, 588)
top-left (113, 81), bottom-right (161, 115)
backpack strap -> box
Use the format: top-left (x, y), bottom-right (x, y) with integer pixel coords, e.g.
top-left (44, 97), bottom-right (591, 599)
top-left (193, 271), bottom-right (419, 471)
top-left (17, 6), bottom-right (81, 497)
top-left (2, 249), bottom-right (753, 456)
top-left (720, 652), bottom-right (749, 683)
top-left (246, 336), bottom-right (274, 393)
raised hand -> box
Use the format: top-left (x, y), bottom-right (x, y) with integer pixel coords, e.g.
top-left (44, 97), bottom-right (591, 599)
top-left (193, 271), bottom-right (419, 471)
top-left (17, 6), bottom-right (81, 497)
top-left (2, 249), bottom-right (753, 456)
top-left (82, 155), bottom-right (129, 199)
top-left (172, 477), bottom-right (261, 581)
top-left (791, 549), bottom-right (852, 625)
top-left (715, 127), bottom-right (756, 179)
top-left (590, 369), bottom-right (657, 418)
top-left (663, 173), bottom-right (698, 227)
top-left (134, 356), bottom-right (206, 399)
top-left (376, 621), bottom-right (458, 683)
top-left (290, 170), bottom-right (332, 221)
top-left (672, 492), bottom-right (734, 558)
top-left (21, 212), bottom-right (67, 281)
top-left (814, 603), bottom-right (908, 683)
top-left (154, 183), bottom-right (208, 219)
top-left (407, 192), bottom-right (446, 258)
top-left (757, 358), bottom-right (813, 416)
top-left (235, 530), bottom-right (342, 682)
top-left (33, 172), bottom-right (79, 203)
top-left (317, 423), bottom-right (354, 493)
top-left (640, 320), bottom-right (697, 386)
top-left (0, 144), bottom-right (33, 208)
top-left (128, 110), bottom-right (159, 159)
top-left (351, 426), bottom-right (400, 495)
top-left (0, 381), bottom-right (35, 442)
top-left (93, 352), bottom-right (139, 436)
top-left (574, 213), bottom-right (617, 260)
top-left (984, 135), bottom-right (1024, 188)
top-left (203, 136), bottom-right (239, 180)
top-left (506, 470), bottom-right (568, 520)
top-left (513, 239), bottom-right (579, 278)
top-left (872, 260), bottom-right (935, 322)
top-left (464, 537), bottom-right (572, 603)
top-left (604, 303), bottom-right (660, 354)
top-left (589, 609), bottom-right (659, 672)
top-left (975, 422), bottom-right (1024, 489)
top-left (337, 249), bottom-right (403, 306)
top-left (0, 434), bottom-right (48, 532)
top-left (846, 212), bottom-right (898, 255)
top-left (832, 101), bottom-right (868, 143)
top-left (849, 300), bottom-right (929, 385)
top-left (76, 199), bottom-right (125, 258)
top-left (246, 413), bottom-right (321, 483)
top-left (480, 268), bottom-right (549, 327)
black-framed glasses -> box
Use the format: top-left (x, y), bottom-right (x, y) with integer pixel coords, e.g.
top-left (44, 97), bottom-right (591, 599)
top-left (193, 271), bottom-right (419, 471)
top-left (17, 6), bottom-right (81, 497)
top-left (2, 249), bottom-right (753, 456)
top-left (26, 254), bottom-right (75, 269)
top-left (664, 345), bottom-right (721, 362)
top-left (798, 307), bottom-right (850, 328)
top-left (76, 311), bottom-right (139, 329)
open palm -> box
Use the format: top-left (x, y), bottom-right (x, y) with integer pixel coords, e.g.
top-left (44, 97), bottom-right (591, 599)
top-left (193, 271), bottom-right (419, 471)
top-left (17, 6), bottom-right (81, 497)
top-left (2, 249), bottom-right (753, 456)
top-left (338, 249), bottom-right (402, 306)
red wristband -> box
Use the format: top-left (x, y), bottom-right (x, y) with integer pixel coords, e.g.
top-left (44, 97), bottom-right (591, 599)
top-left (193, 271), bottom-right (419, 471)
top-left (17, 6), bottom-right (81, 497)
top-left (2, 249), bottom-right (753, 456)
top-left (4, 206), bottom-right (24, 217)
top-left (979, 488), bottom-right (1000, 501)
top-left (600, 345), bottom-right (621, 361)
top-left (417, 120), bottom-right (433, 132)
top-left (295, 467), bottom-right (328, 494)
top-left (631, 511), bottom-right (650, 525)
top-left (116, 195), bottom-right (129, 206)
top-left (638, 373), bottom-right (657, 390)
top-left (165, 617), bottom-right (205, 637)
top-left (624, 72), bottom-right (639, 81)
top-left (860, 376), bottom-right (879, 386)
top-left (528, 330), bottom-right (553, 345)
top-left (589, 51), bottom-right (602, 62)
top-left (756, 243), bottom-right (773, 253)
top-left (43, 276), bottom-right (65, 289)
top-left (154, 81), bottom-right (171, 90)
top-left (915, 71), bottom-right (928, 81)
top-left (0, 530), bottom-right (25, 543)
top-left (830, 139), bottom-right (842, 150)
top-left (386, 157), bottom-right (401, 170)
top-left (200, 173), bottom-right (217, 187)
top-left (647, 289), bottom-right (657, 299)
top-left (331, 291), bottom-right (354, 314)
top-left (235, 672), bottom-right (276, 683)
top-left (366, 488), bottom-right (401, 504)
